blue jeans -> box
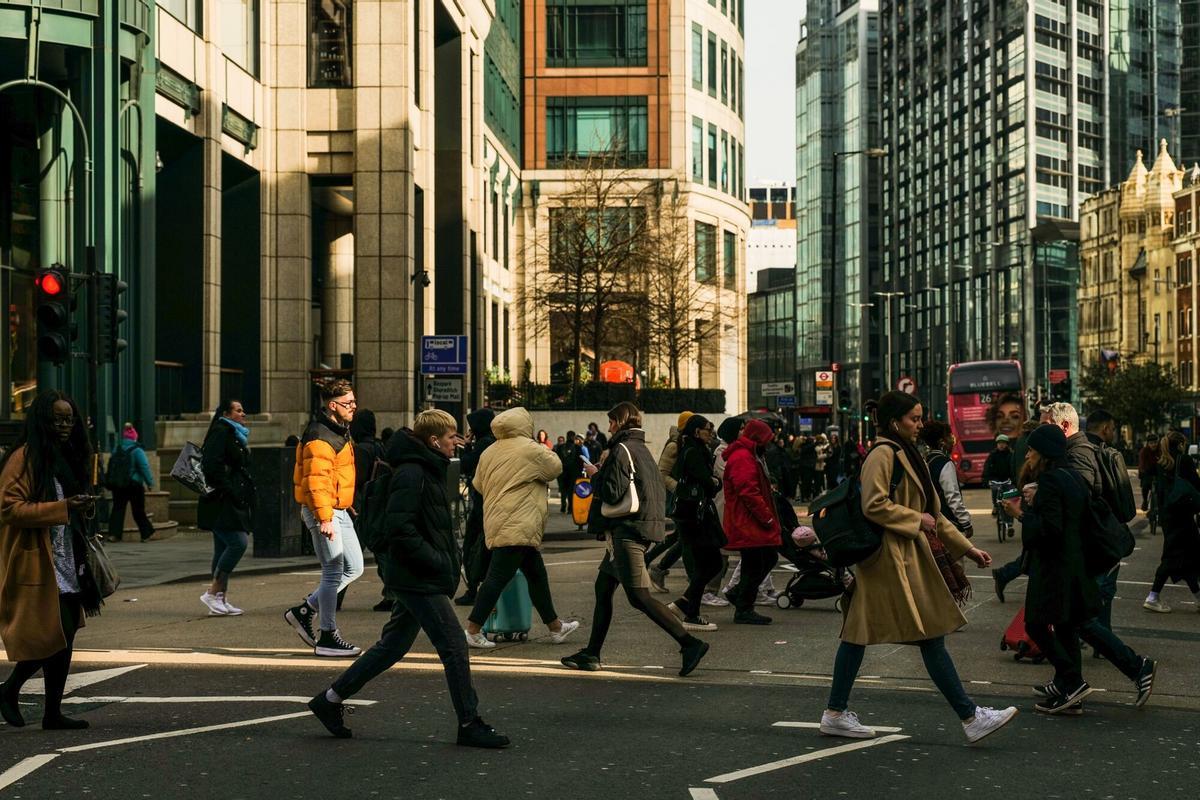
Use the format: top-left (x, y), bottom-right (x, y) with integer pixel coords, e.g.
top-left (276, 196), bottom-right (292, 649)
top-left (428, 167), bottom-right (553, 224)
top-left (301, 507), bottom-right (364, 632)
top-left (828, 638), bottom-right (976, 721)
top-left (994, 553), bottom-right (1026, 584)
top-left (211, 529), bottom-right (248, 579)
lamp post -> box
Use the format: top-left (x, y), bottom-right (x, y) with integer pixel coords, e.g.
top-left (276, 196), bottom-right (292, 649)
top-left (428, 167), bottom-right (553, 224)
top-left (873, 291), bottom-right (904, 389)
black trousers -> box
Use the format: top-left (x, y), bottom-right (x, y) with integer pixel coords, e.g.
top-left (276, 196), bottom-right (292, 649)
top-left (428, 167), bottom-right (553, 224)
top-left (109, 485), bottom-right (154, 540)
top-left (332, 591), bottom-right (479, 725)
top-left (1026, 620), bottom-right (1083, 691)
top-left (467, 546), bottom-right (558, 627)
top-left (3, 594), bottom-right (81, 720)
top-left (557, 477), bottom-right (573, 512)
top-left (460, 519), bottom-right (490, 592)
top-left (676, 533), bottom-right (724, 618)
top-left (729, 548), bottom-right (778, 612)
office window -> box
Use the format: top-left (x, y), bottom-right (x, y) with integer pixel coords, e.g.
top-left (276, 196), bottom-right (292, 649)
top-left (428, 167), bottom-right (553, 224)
top-left (492, 301), bottom-right (500, 366)
top-left (707, 32), bottom-right (717, 95)
top-left (696, 222), bottom-right (717, 282)
top-left (413, 0), bottom-right (421, 106)
top-left (720, 41), bottom-right (728, 105)
top-left (308, 0), bottom-right (353, 87)
top-left (707, 125), bottom-right (717, 188)
top-left (723, 230), bottom-right (737, 287)
top-left (160, 0), bottom-right (201, 31)
top-left (720, 131), bottom-right (728, 191)
top-left (737, 56), bottom-right (744, 117)
top-left (546, 96), bottom-right (648, 166)
top-left (503, 305), bottom-right (510, 370)
top-left (691, 24), bottom-right (703, 89)
top-left (730, 137), bottom-right (737, 198)
top-left (691, 117), bottom-right (704, 180)
top-left (730, 56), bottom-right (737, 112)
top-left (546, 0), bottom-right (648, 67)
top-left (220, 0), bottom-right (259, 76)
top-left (721, 0), bottom-right (727, 13)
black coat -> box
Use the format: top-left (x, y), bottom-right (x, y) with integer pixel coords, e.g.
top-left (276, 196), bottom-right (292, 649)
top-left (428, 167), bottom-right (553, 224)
top-left (1021, 467), bottom-right (1101, 626)
top-left (588, 428), bottom-right (666, 542)
top-left (197, 421), bottom-right (256, 532)
top-left (671, 438), bottom-right (724, 547)
top-left (1153, 454), bottom-right (1200, 582)
top-left (554, 441), bottom-right (582, 481)
top-left (375, 431), bottom-right (460, 596)
top-left (981, 449), bottom-right (1014, 484)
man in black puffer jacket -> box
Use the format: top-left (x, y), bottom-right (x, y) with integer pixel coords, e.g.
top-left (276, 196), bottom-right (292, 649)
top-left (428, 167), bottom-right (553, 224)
top-left (307, 410), bottom-right (509, 749)
top-left (456, 408), bottom-right (496, 605)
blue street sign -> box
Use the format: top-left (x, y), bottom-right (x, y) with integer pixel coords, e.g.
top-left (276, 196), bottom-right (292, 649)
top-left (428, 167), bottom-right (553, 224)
top-left (421, 335), bottom-right (468, 375)
top-left (777, 395), bottom-right (797, 408)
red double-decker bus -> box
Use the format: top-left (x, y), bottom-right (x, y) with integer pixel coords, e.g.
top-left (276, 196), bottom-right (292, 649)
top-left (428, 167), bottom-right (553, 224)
top-left (945, 360), bottom-right (1025, 486)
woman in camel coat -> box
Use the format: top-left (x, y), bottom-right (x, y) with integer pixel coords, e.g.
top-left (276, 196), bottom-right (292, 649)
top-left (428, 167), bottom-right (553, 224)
top-left (818, 391), bottom-right (1017, 745)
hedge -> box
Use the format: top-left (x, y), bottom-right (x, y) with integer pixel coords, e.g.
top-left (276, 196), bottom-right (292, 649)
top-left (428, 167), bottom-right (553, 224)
top-left (485, 382), bottom-right (725, 414)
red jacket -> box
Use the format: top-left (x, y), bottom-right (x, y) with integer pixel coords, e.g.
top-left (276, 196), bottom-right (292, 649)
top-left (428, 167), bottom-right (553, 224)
top-left (722, 420), bottom-right (782, 549)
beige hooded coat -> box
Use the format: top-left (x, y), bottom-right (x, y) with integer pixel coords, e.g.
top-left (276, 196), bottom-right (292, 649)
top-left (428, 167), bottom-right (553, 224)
top-left (474, 407), bottom-right (564, 550)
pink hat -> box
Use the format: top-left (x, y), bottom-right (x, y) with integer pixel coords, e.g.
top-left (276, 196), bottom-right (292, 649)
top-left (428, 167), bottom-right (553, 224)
top-left (122, 425), bottom-right (139, 441)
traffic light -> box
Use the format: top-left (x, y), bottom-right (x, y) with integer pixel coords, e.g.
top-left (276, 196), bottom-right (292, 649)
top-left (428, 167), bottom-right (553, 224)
top-left (838, 388), bottom-right (851, 410)
top-left (95, 273), bottom-right (128, 363)
top-left (36, 265), bottom-right (76, 365)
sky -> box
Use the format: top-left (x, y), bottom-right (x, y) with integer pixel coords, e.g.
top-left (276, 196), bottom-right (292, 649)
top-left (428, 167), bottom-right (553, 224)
top-left (744, 0), bottom-right (806, 186)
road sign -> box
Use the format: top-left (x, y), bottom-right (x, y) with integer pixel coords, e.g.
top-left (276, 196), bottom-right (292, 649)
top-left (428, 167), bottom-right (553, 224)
top-left (424, 377), bottom-right (463, 402)
top-left (896, 376), bottom-right (917, 395)
top-left (815, 370), bottom-right (834, 388)
top-left (421, 335), bottom-right (468, 375)
top-left (1049, 368), bottom-right (1069, 384)
top-left (777, 395), bottom-right (797, 408)
top-left (797, 417), bottom-right (813, 432)
top-left (831, 362), bottom-right (840, 373)
top-left (762, 381), bottom-right (795, 396)
top-left (816, 389), bottom-right (834, 406)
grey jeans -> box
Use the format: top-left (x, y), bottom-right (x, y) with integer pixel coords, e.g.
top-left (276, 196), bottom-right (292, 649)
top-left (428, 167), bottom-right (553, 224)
top-left (301, 507), bottom-right (364, 631)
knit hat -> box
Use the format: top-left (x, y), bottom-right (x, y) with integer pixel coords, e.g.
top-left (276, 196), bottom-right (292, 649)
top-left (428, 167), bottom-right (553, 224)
top-left (716, 417), bottom-right (742, 445)
top-left (1026, 424), bottom-right (1066, 460)
top-left (677, 411), bottom-right (695, 431)
top-left (122, 424), bottom-right (139, 441)
top-left (995, 434), bottom-right (1010, 443)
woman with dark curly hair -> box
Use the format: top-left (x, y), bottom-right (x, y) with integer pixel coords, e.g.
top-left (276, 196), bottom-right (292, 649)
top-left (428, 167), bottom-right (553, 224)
top-left (986, 392), bottom-right (1027, 440)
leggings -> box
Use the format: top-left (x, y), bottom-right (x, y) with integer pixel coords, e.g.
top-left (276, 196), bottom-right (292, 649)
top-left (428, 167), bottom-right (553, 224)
top-left (2, 594), bottom-right (81, 721)
top-left (468, 546), bottom-right (559, 627)
top-left (645, 532), bottom-right (683, 572)
top-left (828, 637), bottom-right (976, 721)
top-left (728, 548), bottom-right (778, 612)
top-left (675, 533), bottom-right (724, 618)
top-left (1151, 564), bottom-right (1200, 594)
top-left (584, 536), bottom-right (691, 656)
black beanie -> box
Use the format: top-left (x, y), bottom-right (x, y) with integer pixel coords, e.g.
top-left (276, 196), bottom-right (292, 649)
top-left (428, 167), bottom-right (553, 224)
top-left (1027, 423), bottom-right (1067, 460)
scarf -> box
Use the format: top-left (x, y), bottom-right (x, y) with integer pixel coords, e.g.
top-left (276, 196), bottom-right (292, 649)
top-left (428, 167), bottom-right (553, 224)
top-left (220, 416), bottom-right (250, 446)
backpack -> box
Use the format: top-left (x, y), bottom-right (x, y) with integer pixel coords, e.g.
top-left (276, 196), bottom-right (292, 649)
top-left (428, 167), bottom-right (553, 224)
top-left (105, 445), bottom-right (135, 490)
top-left (358, 460), bottom-right (396, 552)
top-left (1095, 443), bottom-right (1136, 524)
top-left (1066, 469), bottom-right (1135, 577)
top-left (810, 443), bottom-right (903, 568)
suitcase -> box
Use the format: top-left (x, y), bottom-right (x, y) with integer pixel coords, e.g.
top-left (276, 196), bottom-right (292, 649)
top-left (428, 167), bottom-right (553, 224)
top-left (482, 569), bottom-right (532, 642)
top-left (999, 606), bottom-right (1045, 663)
top-left (572, 476), bottom-right (593, 528)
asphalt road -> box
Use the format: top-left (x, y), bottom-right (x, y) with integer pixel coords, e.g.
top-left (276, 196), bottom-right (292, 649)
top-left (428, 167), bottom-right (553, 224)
top-left (2, 490), bottom-right (1198, 800)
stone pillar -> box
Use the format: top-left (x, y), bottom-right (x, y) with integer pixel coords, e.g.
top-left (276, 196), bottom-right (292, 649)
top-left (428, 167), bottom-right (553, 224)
top-left (199, 89), bottom-right (223, 414)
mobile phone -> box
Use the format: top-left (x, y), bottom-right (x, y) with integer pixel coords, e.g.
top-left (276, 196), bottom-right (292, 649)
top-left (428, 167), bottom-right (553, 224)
top-left (1000, 488), bottom-right (1020, 501)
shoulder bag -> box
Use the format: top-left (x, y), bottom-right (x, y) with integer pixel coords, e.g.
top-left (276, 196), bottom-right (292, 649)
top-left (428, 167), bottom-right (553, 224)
top-left (601, 443), bottom-right (641, 519)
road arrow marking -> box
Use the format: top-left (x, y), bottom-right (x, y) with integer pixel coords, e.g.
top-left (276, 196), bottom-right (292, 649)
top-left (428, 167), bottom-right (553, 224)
top-left (57, 711), bottom-right (311, 754)
top-left (21, 664), bottom-right (147, 696)
top-left (689, 789), bottom-right (719, 799)
top-left (0, 754), bottom-right (60, 792)
top-left (705, 734), bottom-right (911, 783)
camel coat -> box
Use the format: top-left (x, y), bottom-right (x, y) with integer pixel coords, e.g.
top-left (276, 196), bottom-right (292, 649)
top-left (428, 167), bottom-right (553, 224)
top-left (840, 437), bottom-right (974, 646)
top-left (0, 446), bottom-right (74, 662)
top-left (474, 408), bottom-right (563, 550)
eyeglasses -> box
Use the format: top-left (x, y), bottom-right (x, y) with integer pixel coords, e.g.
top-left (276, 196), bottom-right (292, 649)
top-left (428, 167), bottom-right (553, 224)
top-left (52, 415), bottom-right (75, 427)
top-left (331, 399), bottom-right (357, 409)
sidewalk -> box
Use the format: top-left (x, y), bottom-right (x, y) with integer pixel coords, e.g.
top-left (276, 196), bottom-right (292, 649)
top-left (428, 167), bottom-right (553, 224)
top-left (107, 511), bottom-right (592, 589)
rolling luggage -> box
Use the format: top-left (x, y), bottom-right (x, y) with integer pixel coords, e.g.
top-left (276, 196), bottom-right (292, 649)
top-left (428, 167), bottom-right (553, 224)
top-left (572, 476), bottom-right (593, 528)
top-left (999, 606), bottom-right (1045, 663)
top-left (482, 569), bottom-right (532, 642)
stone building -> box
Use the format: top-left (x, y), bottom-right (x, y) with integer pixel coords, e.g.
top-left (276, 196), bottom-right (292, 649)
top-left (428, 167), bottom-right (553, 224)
top-left (1173, 164), bottom-right (1200, 391)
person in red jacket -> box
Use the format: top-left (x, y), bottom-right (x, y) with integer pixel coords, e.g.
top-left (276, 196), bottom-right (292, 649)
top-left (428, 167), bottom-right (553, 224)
top-left (722, 419), bottom-right (783, 625)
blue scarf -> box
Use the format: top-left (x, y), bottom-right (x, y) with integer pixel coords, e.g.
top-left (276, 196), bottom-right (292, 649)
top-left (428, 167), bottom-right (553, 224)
top-left (220, 416), bottom-right (250, 445)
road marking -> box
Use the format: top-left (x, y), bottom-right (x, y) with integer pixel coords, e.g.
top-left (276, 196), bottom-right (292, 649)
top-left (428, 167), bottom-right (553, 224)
top-left (772, 721), bottom-right (904, 733)
top-left (62, 695), bottom-right (377, 706)
top-left (705, 734), bottom-right (910, 783)
top-left (689, 789), bottom-right (720, 800)
top-left (57, 711), bottom-right (311, 753)
top-left (0, 754), bottom-right (60, 791)
top-left (21, 664), bottom-right (146, 696)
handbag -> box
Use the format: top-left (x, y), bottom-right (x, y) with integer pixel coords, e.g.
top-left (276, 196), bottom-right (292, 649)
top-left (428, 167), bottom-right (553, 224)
top-left (170, 442), bottom-right (211, 496)
top-left (84, 534), bottom-right (121, 598)
top-left (601, 443), bottom-right (641, 519)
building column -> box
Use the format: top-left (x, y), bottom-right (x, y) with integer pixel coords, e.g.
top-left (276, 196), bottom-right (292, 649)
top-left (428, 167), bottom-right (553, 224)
top-left (199, 88), bottom-right (223, 414)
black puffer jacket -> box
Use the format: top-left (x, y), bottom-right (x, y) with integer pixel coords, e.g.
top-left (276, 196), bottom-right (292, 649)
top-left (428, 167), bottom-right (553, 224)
top-left (1021, 466), bottom-right (1101, 626)
top-left (589, 428), bottom-right (666, 542)
top-left (375, 431), bottom-right (460, 596)
top-left (197, 421), bottom-right (256, 532)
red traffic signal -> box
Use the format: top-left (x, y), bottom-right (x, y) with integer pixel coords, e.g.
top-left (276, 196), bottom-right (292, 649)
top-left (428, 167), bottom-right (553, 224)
top-left (35, 266), bottom-right (75, 366)
top-left (37, 270), bottom-right (65, 296)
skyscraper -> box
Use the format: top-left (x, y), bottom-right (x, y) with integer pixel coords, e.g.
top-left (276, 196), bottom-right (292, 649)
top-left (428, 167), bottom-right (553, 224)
top-left (1182, 0), bottom-right (1200, 166)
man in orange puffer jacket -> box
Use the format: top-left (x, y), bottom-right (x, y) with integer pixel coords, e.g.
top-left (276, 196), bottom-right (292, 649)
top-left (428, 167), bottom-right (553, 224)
top-left (284, 379), bottom-right (364, 658)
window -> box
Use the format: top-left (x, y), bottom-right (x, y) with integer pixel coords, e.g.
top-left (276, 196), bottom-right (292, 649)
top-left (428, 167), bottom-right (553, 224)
top-left (550, 206), bottom-right (646, 272)
top-left (546, 0), bottom-right (648, 67)
top-left (723, 230), bottom-right (737, 287)
top-left (707, 33), bottom-right (717, 95)
top-left (730, 136), bottom-right (737, 197)
top-left (546, 96), bottom-right (649, 166)
top-left (691, 24), bottom-right (703, 89)
top-left (737, 57), bottom-right (744, 117)
top-left (707, 125), bottom-right (717, 188)
top-left (721, 41), bottom-right (728, 105)
top-left (691, 117), bottom-right (703, 180)
top-left (492, 301), bottom-right (500, 365)
top-left (696, 222), bottom-right (717, 282)
top-left (220, 0), bottom-right (260, 76)
top-left (308, 0), bottom-right (353, 87)
top-left (720, 130), bottom-right (728, 191)
top-left (730, 57), bottom-right (737, 112)
top-left (413, 0), bottom-right (421, 106)
top-left (160, 0), bottom-right (201, 32)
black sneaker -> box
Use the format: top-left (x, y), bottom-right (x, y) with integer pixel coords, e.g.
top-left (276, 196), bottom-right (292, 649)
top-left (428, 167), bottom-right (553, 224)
top-left (454, 591), bottom-right (477, 607)
top-left (1035, 683), bottom-right (1093, 714)
top-left (457, 717), bottom-right (510, 749)
top-left (314, 629), bottom-right (362, 658)
top-left (284, 602), bottom-right (317, 647)
top-left (679, 638), bottom-right (710, 677)
top-left (0, 682), bottom-right (25, 728)
top-left (991, 569), bottom-right (1007, 603)
top-left (308, 692), bottom-right (352, 738)
top-left (1031, 681), bottom-right (1062, 699)
top-left (560, 650), bottom-right (601, 671)
top-left (1134, 657), bottom-right (1157, 708)
top-left (734, 609), bottom-right (772, 625)
top-left (373, 598), bottom-right (394, 612)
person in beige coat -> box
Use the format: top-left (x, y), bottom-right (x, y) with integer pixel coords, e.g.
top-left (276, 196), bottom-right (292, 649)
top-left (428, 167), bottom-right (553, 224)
top-left (464, 407), bottom-right (580, 648)
top-left (819, 391), bottom-right (1019, 745)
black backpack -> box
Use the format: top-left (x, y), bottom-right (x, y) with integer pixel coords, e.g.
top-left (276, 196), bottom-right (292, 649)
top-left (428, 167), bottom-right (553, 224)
top-left (358, 460), bottom-right (396, 552)
top-left (1095, 443), bottom-right (1136, 524)
top-left (810, 443), bottom-right (902, 568)
top-left (1066, 469), bottom-right (1135, 576)
top-left (105, 446), bottom-right (135, 490)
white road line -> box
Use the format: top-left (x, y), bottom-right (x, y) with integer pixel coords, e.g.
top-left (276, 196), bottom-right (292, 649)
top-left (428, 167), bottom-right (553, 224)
top-left (61, 695), bottom-right (377, 706)
top-left (705, 734), bottom-right (910, 783)
top-left (772, 721), bottom-right (903, 733)
top-left (22, 664), bottom-right (147, 696)
top-left (689, 789), bottom-right (720, 800)
top-left (0, 754), bottom-right (60, 791)
top-left (56, 711), bottom-right (311, 754)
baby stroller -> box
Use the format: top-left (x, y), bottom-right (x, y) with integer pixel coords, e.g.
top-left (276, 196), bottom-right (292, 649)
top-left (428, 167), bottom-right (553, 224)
top-left (775, 525), bottom-right (853, 611)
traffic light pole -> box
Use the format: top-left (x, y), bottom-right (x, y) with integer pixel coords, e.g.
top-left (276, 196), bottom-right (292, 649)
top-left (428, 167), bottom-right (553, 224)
top-left (86, 245), bottom-right (101, 485)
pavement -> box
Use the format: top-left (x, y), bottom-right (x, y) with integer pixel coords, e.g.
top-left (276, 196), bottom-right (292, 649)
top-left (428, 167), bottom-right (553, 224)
top-left (3, 489), bottom-right (1199, 799)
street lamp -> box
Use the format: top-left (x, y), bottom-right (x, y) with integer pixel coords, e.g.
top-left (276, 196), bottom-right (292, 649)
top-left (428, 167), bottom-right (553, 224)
top-left (873, 290), bottom-right (905, 389)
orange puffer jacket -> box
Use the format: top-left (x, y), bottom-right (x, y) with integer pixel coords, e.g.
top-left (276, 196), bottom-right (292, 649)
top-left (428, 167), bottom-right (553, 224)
top-left (293, 415), bottom-right (355, 521)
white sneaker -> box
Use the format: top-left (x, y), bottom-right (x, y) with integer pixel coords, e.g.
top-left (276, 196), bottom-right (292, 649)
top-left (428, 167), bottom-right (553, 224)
top-left (200, 592), bottom-right (228, 616)
top-left (465, 631), bottom-right (496, 649)
top-left (701, 592), bottom-right (731, 608)
top-left (216, 593), bottom-right (243, 616)
top-left (548, 620), bottom-right (580, 644)
top-left (819, 710), bottom-right (876, 739)
top-left (755, 591), bottom-right (779, 607)
top-left (1143, 598), bottom-right (1172, 613)
top-left (962, 706), bottom-right (1018, 744)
